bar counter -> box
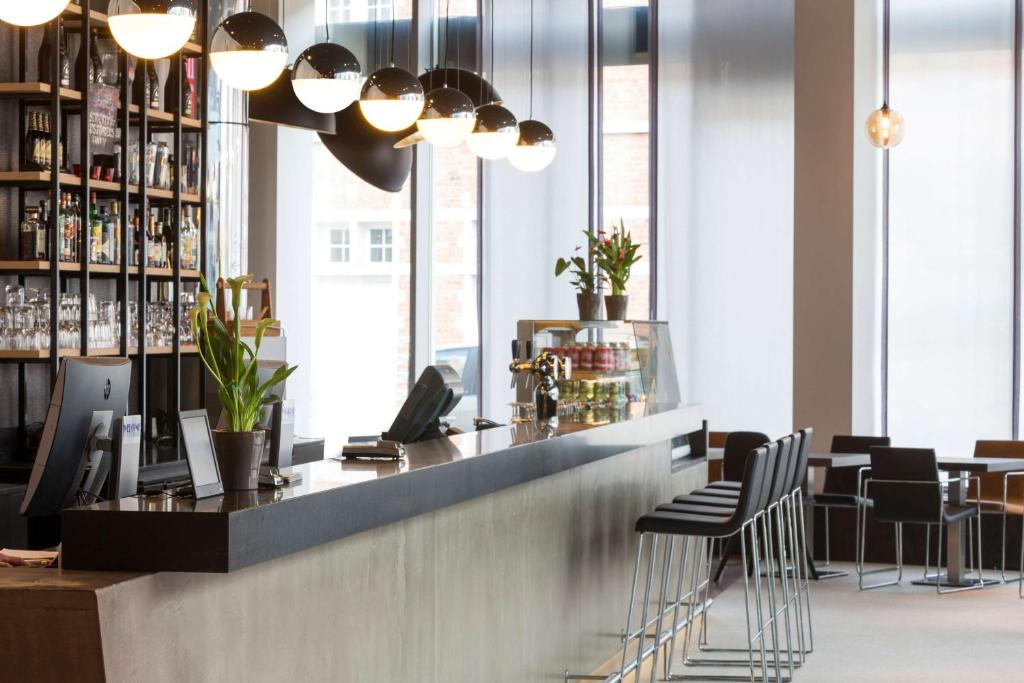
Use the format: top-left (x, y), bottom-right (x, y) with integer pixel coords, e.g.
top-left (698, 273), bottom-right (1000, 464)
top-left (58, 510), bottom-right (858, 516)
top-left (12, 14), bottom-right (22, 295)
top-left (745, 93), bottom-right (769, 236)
top-left (1, 402), bottom-right (706, 683)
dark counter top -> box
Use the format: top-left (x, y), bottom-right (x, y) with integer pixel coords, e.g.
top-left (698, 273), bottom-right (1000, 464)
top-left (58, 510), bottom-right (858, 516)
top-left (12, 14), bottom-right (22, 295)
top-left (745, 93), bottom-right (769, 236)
top-left (61, 403), bottom-right (705, 573)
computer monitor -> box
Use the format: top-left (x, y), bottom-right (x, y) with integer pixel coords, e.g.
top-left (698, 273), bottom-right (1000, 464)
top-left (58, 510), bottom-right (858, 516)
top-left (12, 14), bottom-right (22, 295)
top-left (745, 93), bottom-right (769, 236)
top-left (20, 357), bottom-right (132, 518)
top-left (383, 365), bottom-right (464, 444)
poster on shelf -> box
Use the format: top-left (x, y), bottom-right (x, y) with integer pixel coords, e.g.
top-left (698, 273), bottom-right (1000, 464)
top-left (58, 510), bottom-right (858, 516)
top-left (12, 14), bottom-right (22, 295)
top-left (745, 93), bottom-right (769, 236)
top-left (90, 84), bottom-right (119, 156)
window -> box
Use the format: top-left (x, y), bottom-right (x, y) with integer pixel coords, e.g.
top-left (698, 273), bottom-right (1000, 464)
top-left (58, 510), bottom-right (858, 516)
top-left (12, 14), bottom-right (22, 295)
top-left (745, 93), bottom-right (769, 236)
top-left (368, 0), bottom-right (391, 21)
top-left (326, 0), bottom-right (352, 24)
top-left (600, 0), bottom-right (652, 320)
top-left (308, 3), bottom-right (413, 455)
top-left (368, 225), bottom-right (393, 263)
top-left (329, 228), bottom-right (350, 263)
top-left (429, 6), bottom-right (480, 425)
top-left (883, 0), bottom-right (1015, 454)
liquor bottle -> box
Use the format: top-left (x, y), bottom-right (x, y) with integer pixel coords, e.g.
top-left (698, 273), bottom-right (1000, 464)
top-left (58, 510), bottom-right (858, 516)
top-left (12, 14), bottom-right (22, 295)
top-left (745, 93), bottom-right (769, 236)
top-left (147, 60), bottom-right (161, 109)
top-left (37, 22), bottom-right (69, 86)
top-left (108, 200), bottom-right (121, 265)
top-left (67, 193), bottom-right (80, 263)
top-left (146, 210), bottom-right (156, 267)
top-left (89, 192), bottom-right (102, 264)
top-left (75, 28), bottom-right (102, 88)
top-left (24, 112), bottom-right (39, 170)
top-left (131, 208), bottom-right (141, 266)
top-left (162, 208), bottom-right (174, 268)
top-left (37, 200), bottom-right (50, 260)
top-left (90, 30), bottom-right (103, 85)
top-left (183, 58), bottom-right (198, 118)
top-left (39, 113), bottom-right (52, 171)
top-left (20, 207), bottom-right (42, 261)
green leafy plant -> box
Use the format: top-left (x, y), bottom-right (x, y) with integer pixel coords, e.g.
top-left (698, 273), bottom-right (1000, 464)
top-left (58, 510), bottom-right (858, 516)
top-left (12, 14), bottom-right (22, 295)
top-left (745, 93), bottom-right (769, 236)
top-left (592, 219), bottom-right (642, 295)
top-left (555, 238), bottom-right (599, 293)
top-left (190, 274), bottom-right (297, 432)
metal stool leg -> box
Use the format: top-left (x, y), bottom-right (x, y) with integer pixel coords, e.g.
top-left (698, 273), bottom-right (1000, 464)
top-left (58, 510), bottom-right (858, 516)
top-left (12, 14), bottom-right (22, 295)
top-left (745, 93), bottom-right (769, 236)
top-left (794, 489), bottom-right (814, 653)
top-left (649, 537), bottom-right (677, 683)
top-left (619, 533), bottom-right (646, 679)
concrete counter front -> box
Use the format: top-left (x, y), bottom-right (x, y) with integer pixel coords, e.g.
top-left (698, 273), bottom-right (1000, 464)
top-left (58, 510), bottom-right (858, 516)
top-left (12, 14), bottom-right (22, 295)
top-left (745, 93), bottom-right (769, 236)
top-left (0, 403), bottom-right (707, 682)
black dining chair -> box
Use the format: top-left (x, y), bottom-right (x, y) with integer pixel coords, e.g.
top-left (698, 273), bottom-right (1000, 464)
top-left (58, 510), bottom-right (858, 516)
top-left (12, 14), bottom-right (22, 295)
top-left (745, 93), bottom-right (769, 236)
top-left (858, 447), bottom-right (984, 594)
top-left (808, 435), bottom-right (890, 572)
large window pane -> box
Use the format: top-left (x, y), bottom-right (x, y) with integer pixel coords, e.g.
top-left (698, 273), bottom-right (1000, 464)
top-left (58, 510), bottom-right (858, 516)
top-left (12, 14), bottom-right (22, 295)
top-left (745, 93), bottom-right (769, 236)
top-left (309, 1), bottom-right (414, 453)
top-left (601, 0), bottom-right (651, 320)
top-left (887, 0), bottom-right (1014, 454)
top-left (430, 7), bottom-right (480, 425)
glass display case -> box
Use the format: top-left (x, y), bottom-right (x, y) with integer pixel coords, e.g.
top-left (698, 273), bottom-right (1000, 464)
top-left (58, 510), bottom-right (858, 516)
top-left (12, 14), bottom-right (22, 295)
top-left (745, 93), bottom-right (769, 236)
top-left (515, 320), bottom-right (681, 416)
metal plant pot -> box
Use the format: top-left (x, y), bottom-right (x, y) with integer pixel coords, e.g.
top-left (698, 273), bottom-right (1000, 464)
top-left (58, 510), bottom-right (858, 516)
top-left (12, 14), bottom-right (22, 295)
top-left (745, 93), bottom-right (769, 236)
top-left (212, 429), bottom-right (265, 491)
top-left (576, 292), bottom-right (604, 321)
top-left (605, 294), bottom-right (629, 321)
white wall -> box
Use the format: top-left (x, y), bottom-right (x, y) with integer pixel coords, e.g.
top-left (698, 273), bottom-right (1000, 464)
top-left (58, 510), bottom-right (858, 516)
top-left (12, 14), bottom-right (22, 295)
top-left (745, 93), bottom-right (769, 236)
top-left (658, 0), bottom-right (796, 438)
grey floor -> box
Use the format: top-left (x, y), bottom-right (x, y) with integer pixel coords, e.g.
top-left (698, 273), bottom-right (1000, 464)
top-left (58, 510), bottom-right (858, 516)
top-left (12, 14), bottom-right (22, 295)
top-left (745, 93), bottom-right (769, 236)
top-left (668, 562), bottom-right (1024, 683)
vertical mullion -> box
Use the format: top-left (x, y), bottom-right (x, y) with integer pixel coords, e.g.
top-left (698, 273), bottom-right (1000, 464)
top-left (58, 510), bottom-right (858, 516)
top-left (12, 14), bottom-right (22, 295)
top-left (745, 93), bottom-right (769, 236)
top-left (119, 49), bottom-right (130, 357)
top-left (48, 18), bottom-right (61, 386)
top-left (409, 3), bottom-right (420, 390)
top-left (647, 0), bottom-right (658, 321)
top-left (1013, 0), bottom-right (1022, 439)
top-left (138, 62), bottom-right (149, 453)
top-left (80, 8), bottom-right (91, 358)
top-left (199, 1), bottom-right (209, 408)
top-left (475, 0), bottom-right (484, 416)
top-left (172, 53), bottom-right (183, 446)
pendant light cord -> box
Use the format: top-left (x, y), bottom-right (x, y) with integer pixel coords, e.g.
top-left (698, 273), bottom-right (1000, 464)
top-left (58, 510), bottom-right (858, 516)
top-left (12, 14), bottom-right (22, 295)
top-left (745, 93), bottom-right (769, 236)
top-left (488, 0), bottom-right (495, 104)
top-left (390, 0), bottom-right (396, 65)
top-left (324, 0), bottom-right (330, 42)
top-left (528, 0), bottom-right (536, 117)
top-left (444, 0), bottom-right (451, 86)
top-left (882, 0), bottom-right (890, 107)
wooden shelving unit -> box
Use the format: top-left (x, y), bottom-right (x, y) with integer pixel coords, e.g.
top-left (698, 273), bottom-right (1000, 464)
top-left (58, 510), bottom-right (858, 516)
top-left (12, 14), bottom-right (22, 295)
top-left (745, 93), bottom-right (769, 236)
top-left (0, 0), bottom-right (211, 464)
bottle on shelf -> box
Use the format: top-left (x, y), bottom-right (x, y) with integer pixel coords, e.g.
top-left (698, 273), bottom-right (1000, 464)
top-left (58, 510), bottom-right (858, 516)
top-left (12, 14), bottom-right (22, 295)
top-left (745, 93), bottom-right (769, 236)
top-left (38, 20), bottom-right (71, 88)
top-left (131, 208), bottom-right (141, 266)
top-left (19, 207), bottom-right (42, 261)
top-left (89, 192), bottom-right (103, 264)
top-left (75, 28), bottom-right (102, 89)
top-left (24, 112), bottom-right (42, 171)
top-left (107, 200), bottom-right (121, 265)
top-left (162, 208), bottom-right (174, 268)
top-left (147, 60), bottom-right (161, 109)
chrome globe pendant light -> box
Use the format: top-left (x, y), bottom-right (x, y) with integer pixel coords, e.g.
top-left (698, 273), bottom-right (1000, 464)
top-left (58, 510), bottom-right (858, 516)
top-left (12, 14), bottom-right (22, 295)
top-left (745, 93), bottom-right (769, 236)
top-left (291, 5), bottom-right (361, 113)
top-left (865, 0), bottom-right (904, 149)
top-left (359, 0), bottom-right (425, 132)
top-left (467, 0), bottom-right (519, 159)
top-left (417, 0), bottom-right (476, 147)
top-left (508, 0), bottom-right (556, 172)
top-left (108, 0), bottom-right (196, 59)
top-left (0, 0), bottom-right (68, 27)
top-left (210, 5), bottom-right (288, 92)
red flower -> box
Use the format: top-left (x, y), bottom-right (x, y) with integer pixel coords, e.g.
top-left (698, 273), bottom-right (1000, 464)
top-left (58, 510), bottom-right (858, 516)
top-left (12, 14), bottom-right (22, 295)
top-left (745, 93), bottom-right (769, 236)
top-left (604, 239), bottom-right (611, 248)
top-left (619, 248), bottom-right (626, 258)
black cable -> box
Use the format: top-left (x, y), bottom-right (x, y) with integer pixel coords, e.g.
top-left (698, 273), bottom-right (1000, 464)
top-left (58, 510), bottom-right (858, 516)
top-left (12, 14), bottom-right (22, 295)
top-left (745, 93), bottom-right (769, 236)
top-left (529, 0), bottom-right (534, 117)
top-left (390, 0), bottom-right (396, 65)
top-left (444, 0), bottom-right (451, 85)
top-left (883, 0), bottom-right (890, 107)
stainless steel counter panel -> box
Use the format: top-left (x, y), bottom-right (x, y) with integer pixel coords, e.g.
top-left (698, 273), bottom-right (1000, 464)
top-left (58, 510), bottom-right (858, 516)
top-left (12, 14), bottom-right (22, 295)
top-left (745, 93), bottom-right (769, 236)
top-left (61, 403), bottom-right (705, 572)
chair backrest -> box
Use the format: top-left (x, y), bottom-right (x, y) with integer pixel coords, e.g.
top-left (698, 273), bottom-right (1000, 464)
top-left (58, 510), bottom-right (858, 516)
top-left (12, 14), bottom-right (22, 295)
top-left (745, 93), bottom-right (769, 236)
top-left (780, 431), bottom-right (803, 494)
top-left (709, 431), bottom-right (729, 449)
top-left (974, 440), bottom-right (1024, 507)
top-left (868, 446), bottom-right (941, 524)
top-left (729, 445), bottom-right (771, 524)
top-left (768, 435), bottom-right (794, 505)
top-left (791, 427), bottom-right (813, 493)
top-left (824, 434), bottom-right (892, 494)
top-left (723, 431), bottom-right (770, 482)
top-left (750, 441), bottom-right (781, 513)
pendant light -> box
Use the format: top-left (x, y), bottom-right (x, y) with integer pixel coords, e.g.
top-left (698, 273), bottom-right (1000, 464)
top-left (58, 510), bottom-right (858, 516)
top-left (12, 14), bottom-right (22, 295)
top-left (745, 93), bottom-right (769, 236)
top-left (360, 0), bottom-right (425, 131)
top-left (107, 0), bottom-right (196, 59)
top-left (417, 0), bottom-right (476, 147)
top-left (865, 0), bottom-right (904, 149)
top-left (0, 0), bottom-right (68, 27)
top-left (291, 5), bottom-right (361, 114)
top-left (467, 0), bottom-right (519, 159)
top-left (508, 0), bottom-right (556, 172)
top-left (210, 10), bottom-right (288, 92)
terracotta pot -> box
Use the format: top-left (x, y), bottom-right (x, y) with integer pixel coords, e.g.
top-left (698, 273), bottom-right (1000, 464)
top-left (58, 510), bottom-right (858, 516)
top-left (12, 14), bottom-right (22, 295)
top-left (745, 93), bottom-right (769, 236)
top-left (576, 292), bottom-right (604, 321)
top-left (212, 429), bottom-right (265, 491)
top-left (605, 294), bottom-right (629, 321)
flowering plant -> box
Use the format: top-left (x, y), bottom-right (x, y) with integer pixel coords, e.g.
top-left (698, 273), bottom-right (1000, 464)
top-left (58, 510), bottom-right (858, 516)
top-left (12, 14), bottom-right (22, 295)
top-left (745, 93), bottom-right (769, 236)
top-left (190, 274), bottom-right (297, 432)
top-left (592, 219), bottom-right (642, 295)
top-left (555, 240), bottom-right (600, 293)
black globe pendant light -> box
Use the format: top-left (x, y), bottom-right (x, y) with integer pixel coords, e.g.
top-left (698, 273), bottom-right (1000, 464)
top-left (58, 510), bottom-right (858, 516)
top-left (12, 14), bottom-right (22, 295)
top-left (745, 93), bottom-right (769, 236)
top-left (292, 6), bottom-right (361, 114)
top-left (108, 0), bottom-right (196, 59)
top-left (508, 0), bottom-right (556, 171)
top-left (467, 1), bottom-right (518, 159)
top-left (359, 1), bottom-right (424, 131)
top-left (210, 10), bottom-right (288, 92)
top-left (418, 85), bottom-right (475, 147)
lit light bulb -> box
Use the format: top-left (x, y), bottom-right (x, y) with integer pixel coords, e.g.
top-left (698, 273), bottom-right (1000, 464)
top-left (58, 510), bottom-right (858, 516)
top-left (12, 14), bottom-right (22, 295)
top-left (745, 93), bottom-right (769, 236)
top-left (359, 66), bottom-right (424, 132)
top-left (108, 1), bottom-right (196, 60)
top-left (417, 87), bottom-right (476, 148)
top-left (291, 43), bottom-right (362, 114)
top-left (0, 0), bottom-right (68, 27)
top-left (210, 11), bottom-right (288, 92)
top-left (865, 105), bottom-right (905, 149)
top-left (508, 119), bottom-right (556, 172)
top-left (467, 104), bottom-right (520, 160)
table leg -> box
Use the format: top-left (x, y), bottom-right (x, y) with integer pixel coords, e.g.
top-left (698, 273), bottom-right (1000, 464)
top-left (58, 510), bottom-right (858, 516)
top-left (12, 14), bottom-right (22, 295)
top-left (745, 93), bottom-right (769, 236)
top-left (803, 465), bottom-right (847, 580)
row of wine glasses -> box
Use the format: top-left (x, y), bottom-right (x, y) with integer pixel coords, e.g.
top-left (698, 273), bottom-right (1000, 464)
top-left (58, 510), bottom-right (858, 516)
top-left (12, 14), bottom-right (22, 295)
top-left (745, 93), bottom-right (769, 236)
top-left (0, 285), bottom-right (196, 352)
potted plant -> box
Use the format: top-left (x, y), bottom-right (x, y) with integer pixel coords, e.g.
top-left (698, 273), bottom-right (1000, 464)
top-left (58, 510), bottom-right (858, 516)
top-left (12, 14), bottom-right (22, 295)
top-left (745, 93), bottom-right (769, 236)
top-left (592, 219), bottom-right (642, 320)
top-left (190, 275), bottom-right (297, 490)
top-left (555, 240), bottom-right (603, 320)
